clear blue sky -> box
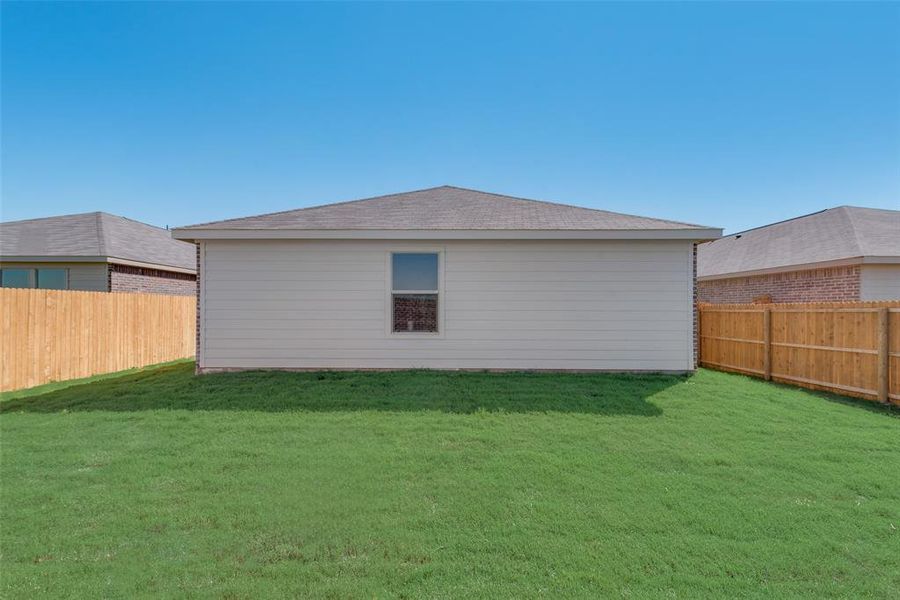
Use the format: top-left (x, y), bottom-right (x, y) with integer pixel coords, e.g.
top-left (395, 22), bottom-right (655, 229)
top-left (2, 2), bottom-right (898, 234)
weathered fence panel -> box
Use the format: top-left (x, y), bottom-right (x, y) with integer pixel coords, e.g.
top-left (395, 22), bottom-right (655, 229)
top-left (1, 288), bottom-right (195, 392)
top-left (699, 301), bottom-right (900, 404)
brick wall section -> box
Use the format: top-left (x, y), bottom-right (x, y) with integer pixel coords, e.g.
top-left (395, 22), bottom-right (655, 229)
top-left (108, 264), bottom-right (196, 296)
top-left (698, 265), bottom-right (861, 304)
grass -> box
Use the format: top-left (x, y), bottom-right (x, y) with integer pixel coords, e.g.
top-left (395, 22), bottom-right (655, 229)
top-left (0, 358), bottom-right (193, 402)
top-left (1, 364), bottom-right (898, 598)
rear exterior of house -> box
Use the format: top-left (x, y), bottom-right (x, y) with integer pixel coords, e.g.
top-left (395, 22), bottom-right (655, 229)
top-left (698, 206), bottom-right (900, 303)
top-left (174, 186), bottom-right (721, 372)
top-left (0, 212), bottom-right (196, 295)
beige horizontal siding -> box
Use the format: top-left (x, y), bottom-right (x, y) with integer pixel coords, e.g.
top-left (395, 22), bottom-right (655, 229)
top-left (200, 358), bottom-right (688, 370)
top-left (206, 320), bottom-right (689, 333)
top-left (200, 239), bottom-right (695, 371)
top-left (860, 265), bottom-right (900, 301)
top-left (0, 261), bottom-right (108, 291)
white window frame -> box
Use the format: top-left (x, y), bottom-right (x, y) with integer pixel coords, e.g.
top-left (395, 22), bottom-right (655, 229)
top-left (385, 248), bottom-right (444, 338)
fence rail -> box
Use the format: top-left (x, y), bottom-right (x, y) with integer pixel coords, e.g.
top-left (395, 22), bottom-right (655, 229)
top-left (699, 301), bottom-right (900, 404)
top-left (1, 288), bottom-right (195, 392)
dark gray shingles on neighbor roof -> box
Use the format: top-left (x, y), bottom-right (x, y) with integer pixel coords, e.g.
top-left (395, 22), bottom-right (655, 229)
top-left (178, 186), bottom-right (712, 231)
top-left (698, 206), bottom-right (900, 278)
top-left (1, 212), bottom-right (196, 271)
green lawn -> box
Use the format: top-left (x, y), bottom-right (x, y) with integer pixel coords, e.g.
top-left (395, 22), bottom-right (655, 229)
top-left (1, 364), bottom-right (898, 598)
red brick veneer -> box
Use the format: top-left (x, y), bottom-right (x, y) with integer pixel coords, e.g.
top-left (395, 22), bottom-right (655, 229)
top-left (698, 265), bottom-right (861, 304)
top-left (108, 264), bottom-right (196, 296)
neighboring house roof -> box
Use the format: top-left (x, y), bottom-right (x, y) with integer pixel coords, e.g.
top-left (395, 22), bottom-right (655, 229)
top-left (698, 206), bottom-right (900, 279)
top-left (173, 185), bottom-right (721, 241)
top-left (0, 212), bottom-right (196, 273)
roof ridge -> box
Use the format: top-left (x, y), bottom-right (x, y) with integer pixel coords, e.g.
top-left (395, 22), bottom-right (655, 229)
top-left (721, 207), bottom-right (833, 239)
top-left (834, 204), bottom-right (900, 216)
top-left (0, 210), bottom-right (104, 226)
top-left (440, 185), bottom-right (709, 228)
top-left (838, 206), bottom-right (866, 257)
top-left (178, 185), bottom-right (711, 230)
top-left (99, 211), bottom-right (171, 232)
top-left (175, 185), bottom-right (453, 229)
top-left (94, 212), bottom-right (106, 255)
top-left (716, 205), bottom-right (899, 240)
top-left (5, 211), bottom-right (175, 233)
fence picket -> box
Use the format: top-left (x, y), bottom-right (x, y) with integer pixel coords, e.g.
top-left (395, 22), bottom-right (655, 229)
top-left (700, 301), bottom-right (899, 404)
top-left (0, 289), bottom-right (195, 392)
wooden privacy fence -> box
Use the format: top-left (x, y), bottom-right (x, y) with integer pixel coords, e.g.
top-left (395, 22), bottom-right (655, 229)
top-left (1, 288), bottom-right (195, 392)
top-left (699, 301), bottom-right (900, 404)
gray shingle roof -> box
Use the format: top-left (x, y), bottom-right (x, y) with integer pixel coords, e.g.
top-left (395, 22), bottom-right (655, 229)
top-left (698, 206), bottom-right (900, 278)
top-left (177, 186), bottom-right (713, 231)
top-left (1, 212), bottom-right (196, 272)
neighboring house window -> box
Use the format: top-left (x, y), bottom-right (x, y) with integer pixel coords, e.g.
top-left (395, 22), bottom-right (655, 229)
top-left (37, 269), bottom-right (68, 290)
top-left (391, 253), bottom-right (439, 333)
top-left (1, 269), bottom-right (36, 288)
top-left (0, 268), bottom-right (68, 289)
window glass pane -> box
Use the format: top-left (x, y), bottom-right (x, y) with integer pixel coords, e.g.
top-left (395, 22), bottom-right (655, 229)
top-left (1, 269), bottom-right (36, 288)
top-left (37, 269), bottom-right (68, 290)
top-left (392, 294), bottom-right (438, 333)
top-left (392, 253), bottom-right (438, 291)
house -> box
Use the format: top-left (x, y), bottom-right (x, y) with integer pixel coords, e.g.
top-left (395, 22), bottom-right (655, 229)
top-left (698, 206), bottom-right (900, 304)
top-left (172, 186), bottom-right (721, 373)
top-left (0, 212), bottom-right (196, 295)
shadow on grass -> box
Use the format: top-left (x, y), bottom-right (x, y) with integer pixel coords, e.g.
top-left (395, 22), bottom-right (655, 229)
top-left (695, 368), bottom-right (899, 417)
top-left (0, 362), bottom-right (677, 416)
top-left (765, 378), bottom-right (900, 417)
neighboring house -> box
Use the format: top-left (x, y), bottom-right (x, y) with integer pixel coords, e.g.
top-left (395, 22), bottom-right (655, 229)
top-left (698, 206), bottom-right (900, 304)
top-left (173, 186), bottom-right (720, 373)
top-left (0, 212), bottom-right (196, 295)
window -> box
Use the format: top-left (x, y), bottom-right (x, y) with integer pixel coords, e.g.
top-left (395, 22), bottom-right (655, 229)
top-left (1, 269), bottom-right (35, 288)
top-left (0, 268), bottom-right (68, 289)
top-left (37, 269), bottom-right (68, 290)
top-left (391, 252), bottom-right (439, 333)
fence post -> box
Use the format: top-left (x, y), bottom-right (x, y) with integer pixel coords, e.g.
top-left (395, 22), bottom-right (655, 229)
top-left (763, 307), bottom-right (772, 381)
top-left (878, 307), bottom-right (889, 403)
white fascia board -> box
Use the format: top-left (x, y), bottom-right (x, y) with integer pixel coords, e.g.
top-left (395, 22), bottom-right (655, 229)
top-left (697, 257), bottom-right (867, 281)
top-left (0, 254), bottom-right (195, 275)
top-left (172, 228), bottom-right (723, 242)
top-left (107, 256), bottom-right (197, 274)
top-left (861, 255), bottom-right (900, 265)
top-left (0, 255), bottom-right (108, 263)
